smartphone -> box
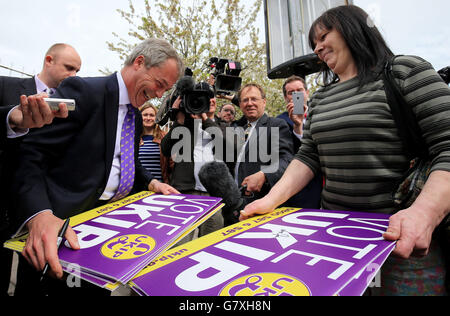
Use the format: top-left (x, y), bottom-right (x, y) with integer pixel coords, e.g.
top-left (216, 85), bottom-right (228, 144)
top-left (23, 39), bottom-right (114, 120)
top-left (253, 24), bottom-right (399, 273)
top-left (44, 98), bottom-right (76, 111)
top-left (292, 92), bottom-right (304, 116)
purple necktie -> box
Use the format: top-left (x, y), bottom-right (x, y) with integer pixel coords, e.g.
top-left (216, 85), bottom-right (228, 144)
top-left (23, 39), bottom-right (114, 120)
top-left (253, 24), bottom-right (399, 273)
top-left (45, 88), bottom-right (55, 95)
top-left (111, 104), bottom-right (136, 202)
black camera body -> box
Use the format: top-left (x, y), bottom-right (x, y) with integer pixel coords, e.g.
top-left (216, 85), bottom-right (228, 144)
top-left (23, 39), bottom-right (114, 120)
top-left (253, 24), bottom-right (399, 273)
top-left (209, 57), bottom-right (243, 95)
top-left (438, 66), bottom-right (450, 85)
top-left (157, 68), bottom-right (214, 126)
top-left (169, 76), bottom-right (213, 115)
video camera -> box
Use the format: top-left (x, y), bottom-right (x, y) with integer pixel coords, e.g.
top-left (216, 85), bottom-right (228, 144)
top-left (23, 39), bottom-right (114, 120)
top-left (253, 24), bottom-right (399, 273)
top-left (208, 57), bottom-right (243, 95)
top-left (438, 66), bottom-right (450, 85)
top-left (156, 68), bottom-right (214, 126)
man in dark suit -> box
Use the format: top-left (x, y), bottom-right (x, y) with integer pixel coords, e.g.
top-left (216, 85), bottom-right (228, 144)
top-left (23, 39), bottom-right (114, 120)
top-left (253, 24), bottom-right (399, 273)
top-left (0, 43), bottom-right (80, 296)
top-left (1, 43), bottom-right (81, 105)
top-left (10, 38), bottom-right (183, 294)
top-left (276, 76), bottom-right (322, 209)
top-left (0, 105), bottom-right (18, 147)
top-left (0, 43), bottom-right (81, 149)
top-left (232, 83), bottom-right (293, 204)
top-left (277, 76), bottom-right (309, 153)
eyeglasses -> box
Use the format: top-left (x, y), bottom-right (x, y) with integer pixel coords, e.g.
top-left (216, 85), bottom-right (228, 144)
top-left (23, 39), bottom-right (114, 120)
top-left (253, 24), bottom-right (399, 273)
top-left (222, 108), bottom-right (235, 115)
top-left (240, 97), bottom-right (263, 105)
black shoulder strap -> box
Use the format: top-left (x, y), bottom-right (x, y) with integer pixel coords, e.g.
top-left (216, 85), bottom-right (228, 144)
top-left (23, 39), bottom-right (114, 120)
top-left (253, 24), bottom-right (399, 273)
top-left (382, 56), bottom-right (428, 158)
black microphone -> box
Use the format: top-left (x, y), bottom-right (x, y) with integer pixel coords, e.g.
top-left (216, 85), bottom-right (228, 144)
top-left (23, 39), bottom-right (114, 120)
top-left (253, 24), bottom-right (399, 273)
top-left (199, 161), bottom-right (245, 226)
top-left (177, 75), bottom-right (195, 94)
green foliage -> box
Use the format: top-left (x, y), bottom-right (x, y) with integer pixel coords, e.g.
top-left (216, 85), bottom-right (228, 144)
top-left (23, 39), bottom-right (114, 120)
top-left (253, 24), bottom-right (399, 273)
top-left (106, 0), bottom-right (288, 117)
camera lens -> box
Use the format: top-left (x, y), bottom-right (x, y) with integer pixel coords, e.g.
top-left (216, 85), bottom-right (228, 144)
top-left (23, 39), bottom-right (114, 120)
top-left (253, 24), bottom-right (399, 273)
top-left (184, 92), bottom-right (211, 114)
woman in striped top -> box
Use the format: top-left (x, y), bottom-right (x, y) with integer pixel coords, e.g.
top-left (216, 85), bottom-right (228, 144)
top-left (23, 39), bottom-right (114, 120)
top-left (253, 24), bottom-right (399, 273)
top-left (139, 103), bottom-right (171, 183)
top-left (242, 5), bottom-right (450, 295)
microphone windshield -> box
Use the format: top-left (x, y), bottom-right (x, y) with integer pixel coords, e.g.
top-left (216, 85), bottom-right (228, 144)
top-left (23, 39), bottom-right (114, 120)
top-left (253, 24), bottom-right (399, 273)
top-left (199, 162), bottom-right (243, 225)
top-left (177, 76), bottom-right (195, 94)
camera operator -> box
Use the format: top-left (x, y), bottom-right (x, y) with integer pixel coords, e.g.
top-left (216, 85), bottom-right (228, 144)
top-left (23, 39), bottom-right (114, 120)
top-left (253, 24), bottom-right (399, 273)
top-left (161, 82), bottom-right (229, 243)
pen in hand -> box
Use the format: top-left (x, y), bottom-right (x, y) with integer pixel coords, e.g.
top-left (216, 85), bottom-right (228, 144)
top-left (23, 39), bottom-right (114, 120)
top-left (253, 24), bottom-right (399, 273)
top-left (40, 218), bottom-right (70, 282)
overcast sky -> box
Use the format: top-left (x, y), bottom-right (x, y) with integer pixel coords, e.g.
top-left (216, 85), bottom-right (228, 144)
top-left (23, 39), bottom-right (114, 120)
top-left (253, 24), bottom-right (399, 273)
top-left (0, 0), bottom-right (448, 78)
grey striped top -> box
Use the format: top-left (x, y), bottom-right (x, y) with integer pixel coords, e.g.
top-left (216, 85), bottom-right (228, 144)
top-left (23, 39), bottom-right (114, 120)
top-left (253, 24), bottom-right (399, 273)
top-left (295, 55), bottom-right (450, 214)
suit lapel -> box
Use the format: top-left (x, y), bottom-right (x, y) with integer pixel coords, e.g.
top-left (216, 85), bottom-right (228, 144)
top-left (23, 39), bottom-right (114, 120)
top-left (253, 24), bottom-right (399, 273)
top-left (19, 77), bottom-right (37, 96)
top-left (24, 77), bottom-right (37, 95)
top-left (235, 116), bottom-right (247, 128)
top-left (257, 113), bottom-right (269, 127)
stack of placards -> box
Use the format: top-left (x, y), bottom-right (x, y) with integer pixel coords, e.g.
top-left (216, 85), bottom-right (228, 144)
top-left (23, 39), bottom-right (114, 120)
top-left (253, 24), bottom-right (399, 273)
top-left (129, 208), bottom-right (396, 296)
top-left (4, 191), bottom-right (223, 290)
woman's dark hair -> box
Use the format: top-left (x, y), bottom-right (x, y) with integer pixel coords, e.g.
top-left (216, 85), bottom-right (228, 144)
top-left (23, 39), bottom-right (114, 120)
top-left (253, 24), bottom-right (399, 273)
top-left (308, 5), bottom-right (394, 87)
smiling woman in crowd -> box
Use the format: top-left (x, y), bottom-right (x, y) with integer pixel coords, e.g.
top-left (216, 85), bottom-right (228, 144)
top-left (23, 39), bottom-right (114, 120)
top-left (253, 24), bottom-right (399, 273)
top-left (241, 5), bottom-right (450, 296)
top-left (139, 103), bottom-right (171, 184)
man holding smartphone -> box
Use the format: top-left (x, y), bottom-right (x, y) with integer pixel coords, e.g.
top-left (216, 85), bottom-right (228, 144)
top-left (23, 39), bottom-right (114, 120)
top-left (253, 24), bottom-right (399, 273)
top-left (277, 76), bottom-right (309, 152)
top-left (11, 38), bottom-right (183, 296)
top-left (276, 76), bottom-right (322, 210)
top-left (1, 43), bottom-right (80, 296)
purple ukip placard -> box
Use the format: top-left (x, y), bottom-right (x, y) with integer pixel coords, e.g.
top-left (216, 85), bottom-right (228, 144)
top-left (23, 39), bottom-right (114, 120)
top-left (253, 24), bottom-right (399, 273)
top-left (57, 192), bottom-right (222, 285)
top-left (130, 208), bottom-right (396, 296)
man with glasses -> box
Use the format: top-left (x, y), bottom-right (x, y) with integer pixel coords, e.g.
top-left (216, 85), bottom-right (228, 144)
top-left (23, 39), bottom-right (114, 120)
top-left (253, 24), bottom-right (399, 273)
top-left (217, 103), bottom-right (236, 124)
top-left (232, 83), bottom-right (293, 203)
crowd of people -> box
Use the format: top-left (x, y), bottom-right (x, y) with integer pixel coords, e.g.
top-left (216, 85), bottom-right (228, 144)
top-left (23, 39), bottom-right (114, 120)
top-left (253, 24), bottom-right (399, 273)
top-left (0, 5), bottom-right (448, 296)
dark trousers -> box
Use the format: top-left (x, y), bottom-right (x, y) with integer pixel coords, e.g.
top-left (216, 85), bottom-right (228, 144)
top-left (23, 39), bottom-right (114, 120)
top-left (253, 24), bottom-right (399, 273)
top-left (14, 256), bottom-right (111, 297)
top-left (0, 228), bottom-right (13, 296)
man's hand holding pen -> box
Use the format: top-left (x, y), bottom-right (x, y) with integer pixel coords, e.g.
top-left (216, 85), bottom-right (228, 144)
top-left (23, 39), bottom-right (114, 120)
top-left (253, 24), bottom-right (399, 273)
top-left (23, 211), bottom-right (80, 280)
